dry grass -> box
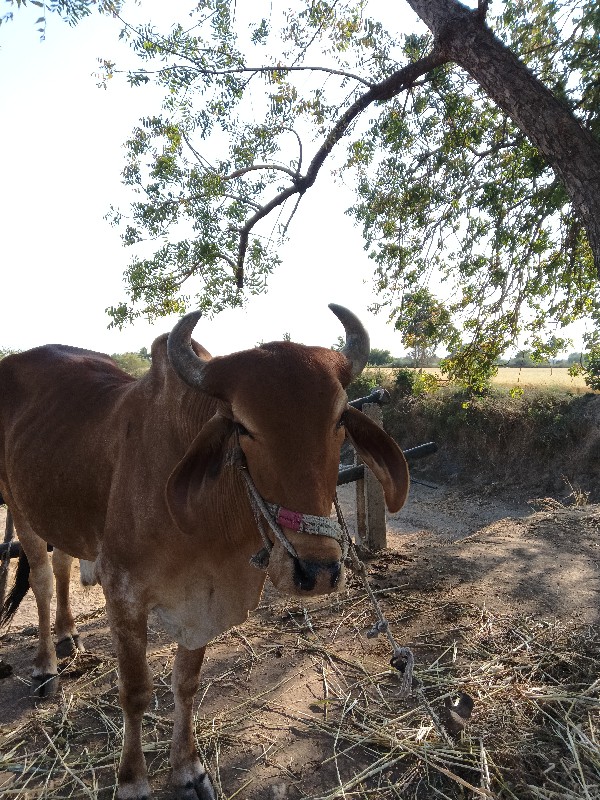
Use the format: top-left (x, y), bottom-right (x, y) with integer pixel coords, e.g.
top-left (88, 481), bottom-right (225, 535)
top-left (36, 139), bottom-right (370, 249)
top-left (0, 579), bottom-right (598, 799)
top-left (489, 368), bottom-right (585, 391)
top-left (365, 368), bottom-right (589, 392)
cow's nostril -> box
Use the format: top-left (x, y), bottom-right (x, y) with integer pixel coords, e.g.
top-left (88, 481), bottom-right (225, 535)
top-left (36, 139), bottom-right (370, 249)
top-left (293, 559), bottom-right (341, 592)
top-left (329, 561), bottom-right (341, 588)
top-left (293, 558), bottom-right (317, 591)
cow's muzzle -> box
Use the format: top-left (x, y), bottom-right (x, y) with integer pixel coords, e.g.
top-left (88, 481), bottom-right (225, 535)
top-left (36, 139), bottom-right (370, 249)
top-left (232, 439), bottom-right (348, 595)
top-left (293, 558), bottom-right (342, 592)
top-left (233, 441), bottom-right (348, 566)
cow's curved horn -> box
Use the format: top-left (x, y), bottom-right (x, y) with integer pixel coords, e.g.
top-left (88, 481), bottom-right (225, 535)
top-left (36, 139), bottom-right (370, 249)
top-left (167, 310), bottom-right (207, 389)
top-left (328, 303), bottom-right (370, 379)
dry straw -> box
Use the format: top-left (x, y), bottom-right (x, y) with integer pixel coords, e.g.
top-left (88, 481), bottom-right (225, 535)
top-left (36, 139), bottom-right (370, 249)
top-left (0, 576), bottom-right (598, 799)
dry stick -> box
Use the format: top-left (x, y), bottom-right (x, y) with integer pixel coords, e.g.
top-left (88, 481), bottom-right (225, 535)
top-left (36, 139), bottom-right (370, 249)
top-left (39, 726), bottom-right (95, 799)
top-left (225, 776), bottom-right (255, 800)
top-left (480, 738), bottom-right (492, 793)
top-left (332, 693), bottom-right (358, 798)
top-left (430, 761), bottom-right (495, 798)
top-left (568, 729), bottom-right (592, 800)
top-left (313, 751), bottom-right (409, 800)
top-left (322, 663), bottom-right (330, 722)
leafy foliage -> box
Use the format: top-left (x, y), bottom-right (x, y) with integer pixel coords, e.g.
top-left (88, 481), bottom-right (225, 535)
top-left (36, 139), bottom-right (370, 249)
top-left (39, 0), bottom-right (600, 392)
top-left (345, 369), bottom-right (388, 401)
top-left (111, 348), bottom-right (151, 377)
top-left (102, 1), bottom-right (444, 325)
top-left (568, 330), bottom-right (600, 390)
top-left (367, 347), bottom-right (392, 365)
top-left (351, 1), bottom-right (600, 390)
top-left (393, 367), bottom-right (440, 397)
top-left (0, 347), bottom-right (20, 360)
top-left (0, 0), bottom-right (121, 39)
top-left (394, 288), bottom-right (455, 369)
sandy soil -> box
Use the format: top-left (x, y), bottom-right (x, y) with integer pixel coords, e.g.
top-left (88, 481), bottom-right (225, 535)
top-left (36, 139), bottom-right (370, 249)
top-left (1, 484), bottom-right (599, 798)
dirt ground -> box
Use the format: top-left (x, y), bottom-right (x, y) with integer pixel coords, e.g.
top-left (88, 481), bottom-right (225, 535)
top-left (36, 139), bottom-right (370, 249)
top-left (0, 482), bottom-right (599, 799)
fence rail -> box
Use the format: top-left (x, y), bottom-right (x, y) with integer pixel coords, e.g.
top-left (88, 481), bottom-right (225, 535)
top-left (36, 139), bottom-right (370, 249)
top-left (337, 441), bottom-right (437, 486)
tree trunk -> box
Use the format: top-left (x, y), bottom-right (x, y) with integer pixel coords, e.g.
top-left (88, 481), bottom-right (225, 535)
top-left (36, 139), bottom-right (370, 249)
top-left (405, 0), bottom-right (600, 277)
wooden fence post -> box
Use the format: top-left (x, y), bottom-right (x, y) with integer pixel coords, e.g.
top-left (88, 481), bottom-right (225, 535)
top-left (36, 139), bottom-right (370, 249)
top-left (354, 402), bottom-right (387, 550)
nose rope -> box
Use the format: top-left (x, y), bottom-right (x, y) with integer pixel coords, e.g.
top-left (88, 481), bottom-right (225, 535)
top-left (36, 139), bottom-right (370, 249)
top-left (333, 493), bottom-right (415, 697)
top-left (231, 440), bottom-right (414, 696)
top-left (231, 444), bottom-right (348, 570)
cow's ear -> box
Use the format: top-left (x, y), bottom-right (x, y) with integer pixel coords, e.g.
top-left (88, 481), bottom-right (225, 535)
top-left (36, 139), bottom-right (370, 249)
top-left (166, 414), bottom-right (234, 534)
top-left (343, 405), bottom-right (410, 512)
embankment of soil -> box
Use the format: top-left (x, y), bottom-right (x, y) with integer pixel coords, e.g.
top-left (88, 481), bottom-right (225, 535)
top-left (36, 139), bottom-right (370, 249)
top-left (384, 390), bottom-right (600, 501)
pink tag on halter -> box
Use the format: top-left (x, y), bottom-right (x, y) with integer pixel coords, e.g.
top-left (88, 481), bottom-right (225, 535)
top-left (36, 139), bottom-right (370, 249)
top-left (277, 507), bottom-right (303, 531)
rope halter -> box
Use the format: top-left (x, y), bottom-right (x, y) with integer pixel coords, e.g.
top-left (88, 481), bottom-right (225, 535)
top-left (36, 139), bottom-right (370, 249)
top-left (230, 433), bottom-right (415, 697)
top-left (230, 441), bottom-right (348, 571)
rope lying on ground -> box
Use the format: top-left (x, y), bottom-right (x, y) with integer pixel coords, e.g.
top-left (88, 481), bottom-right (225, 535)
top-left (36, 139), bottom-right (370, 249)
top-left (333, 493), bottom-right (415, 696)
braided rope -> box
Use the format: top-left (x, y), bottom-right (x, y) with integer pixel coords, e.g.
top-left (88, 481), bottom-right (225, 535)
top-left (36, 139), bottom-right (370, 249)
top-left (232, 439), bottom-right (414, 696)
top-left (233, 444), bottom-right (347, 565)
top-left (333, 493), bottom-right (414, 697)
top-left (238, 461), bottom-right (298, 560)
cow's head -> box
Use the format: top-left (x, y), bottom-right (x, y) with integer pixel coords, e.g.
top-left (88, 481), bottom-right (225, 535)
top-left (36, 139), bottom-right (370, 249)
top-left (165, 305), bottom-right (409, 597)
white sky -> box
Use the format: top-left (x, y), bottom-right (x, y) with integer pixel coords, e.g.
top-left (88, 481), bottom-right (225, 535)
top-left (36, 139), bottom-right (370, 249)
top-left (0, 1), bottom-right (586, 359)
top-left (0, 1), bottom-right (416, 358)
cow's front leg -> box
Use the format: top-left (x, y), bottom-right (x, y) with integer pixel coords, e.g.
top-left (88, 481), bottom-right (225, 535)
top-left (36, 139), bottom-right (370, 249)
top-left (104, 592), bottom-right (153, 800)
top-left (52, 549), bottom-right (85, 657)
top-left (170, 645), bottom-right (215, 800)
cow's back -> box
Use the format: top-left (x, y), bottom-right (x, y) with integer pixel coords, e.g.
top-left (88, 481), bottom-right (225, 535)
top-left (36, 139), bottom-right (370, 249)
top-left (0, 345), bottom-right (135, 558)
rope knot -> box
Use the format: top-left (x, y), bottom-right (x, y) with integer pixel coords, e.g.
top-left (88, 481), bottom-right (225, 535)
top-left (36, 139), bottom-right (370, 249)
top-left (366, 620), bottom-right (389, 639)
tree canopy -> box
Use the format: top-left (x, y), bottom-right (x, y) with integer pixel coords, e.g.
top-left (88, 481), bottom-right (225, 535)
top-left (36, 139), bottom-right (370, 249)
top-left (16, 0), bottom-right (600, 390)
top-left (367, 347), bottom-right (393, 366)
top-left (1, 0), bottom-right (121, 38)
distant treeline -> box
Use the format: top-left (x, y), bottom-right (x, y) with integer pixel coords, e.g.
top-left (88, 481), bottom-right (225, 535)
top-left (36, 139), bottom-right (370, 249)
top-left (110, 348), bottom-right (152, 377)
top-left (1, 345), bottom-right (584, 374)
top-left (367, 348), bottom-right (584, 369)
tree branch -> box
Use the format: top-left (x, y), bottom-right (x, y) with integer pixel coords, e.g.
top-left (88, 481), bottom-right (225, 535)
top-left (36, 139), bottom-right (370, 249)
top-left (126, 62), bottom-right (376, 88)
top-left (224, 163), bottom-right (301, 181)
top-left (404, 0), bottom-right (600, 276)
top-left (234, 47), bottom-right (447, 287)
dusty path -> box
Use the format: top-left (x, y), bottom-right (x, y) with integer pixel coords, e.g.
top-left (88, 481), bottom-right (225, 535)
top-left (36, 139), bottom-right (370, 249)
top-left (339, 481), bottom-right (600, 623)
top-left (1, 487), bottom-right (599, 799)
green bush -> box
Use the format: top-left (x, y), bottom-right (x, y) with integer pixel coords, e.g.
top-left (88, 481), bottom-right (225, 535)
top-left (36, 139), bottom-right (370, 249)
top-left (393, 368), bottom-right (440, 397)
top-left (394, 368), bottom-right (416, 397)
top-left (412, 371), bottom-right (440, 396)
top-left (111, 352), bottom-right (151, 378)
top-left (346, 370), bottom-right (389, 401)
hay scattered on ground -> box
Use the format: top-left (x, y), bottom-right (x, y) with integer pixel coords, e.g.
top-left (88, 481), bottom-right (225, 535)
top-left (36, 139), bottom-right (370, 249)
top-left (0, 575), bottom-right (599, 799)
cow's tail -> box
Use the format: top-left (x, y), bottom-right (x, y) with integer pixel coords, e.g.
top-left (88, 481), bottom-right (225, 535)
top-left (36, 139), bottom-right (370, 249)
top-left (0, 551), bottom-right (30, 628)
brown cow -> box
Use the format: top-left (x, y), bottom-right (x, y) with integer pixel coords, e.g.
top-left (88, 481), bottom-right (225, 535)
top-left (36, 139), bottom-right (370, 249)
top-left (0, 305), bottom-right (409, 800)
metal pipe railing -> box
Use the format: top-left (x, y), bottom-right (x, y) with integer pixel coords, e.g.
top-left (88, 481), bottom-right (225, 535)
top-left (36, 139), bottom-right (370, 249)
top-left (337, 441), bottom-right (437, 486)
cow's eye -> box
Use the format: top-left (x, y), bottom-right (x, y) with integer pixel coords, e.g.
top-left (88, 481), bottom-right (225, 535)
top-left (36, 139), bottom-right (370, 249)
top-left (235, 422), bottom-right (252, 438)
top-left (336, 413), bottom-right (346, 431)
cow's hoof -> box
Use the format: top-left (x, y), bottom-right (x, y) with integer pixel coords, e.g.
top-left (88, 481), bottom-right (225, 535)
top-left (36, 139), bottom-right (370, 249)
top-left (117, 779), bottom-right (151, 799)
top-left (31, 673), bottom-right (59, 699)
top-left (174, 773), bottom-right (216, 800)
top-left (56, 634), bottom-right (85, 658)
top-left (118, 794), bottom-right (150, 800)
